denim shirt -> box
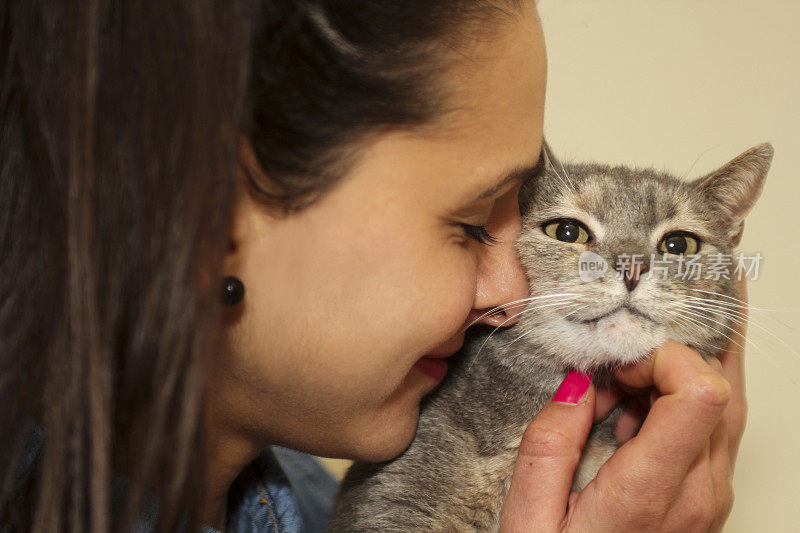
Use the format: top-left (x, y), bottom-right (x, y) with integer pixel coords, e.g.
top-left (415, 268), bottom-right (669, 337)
top-left (9, 424), bottom-right (339, 533)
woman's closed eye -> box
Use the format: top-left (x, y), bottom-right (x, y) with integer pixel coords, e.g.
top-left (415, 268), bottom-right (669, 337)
top-left (460, 224), bottom-right (498, 246)
top-left (453, 176), bottom-right (523, 246)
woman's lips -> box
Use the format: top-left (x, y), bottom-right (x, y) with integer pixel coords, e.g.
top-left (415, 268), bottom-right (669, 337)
top-left (412, 352), bottom-right (453, 382)
top-left (421, 352), bottom-right (453, 359)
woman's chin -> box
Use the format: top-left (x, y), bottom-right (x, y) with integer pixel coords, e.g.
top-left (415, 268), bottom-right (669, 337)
top-left (346, 406), bottom-right (421, 462)
top-left (298, 366), bottom-right (440, 462)
top-left (339, 378), bottom-right (435, 461)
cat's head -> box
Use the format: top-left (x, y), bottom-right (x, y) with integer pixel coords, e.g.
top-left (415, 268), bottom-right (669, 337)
top-left (513, 142), bottom-right (773, 372)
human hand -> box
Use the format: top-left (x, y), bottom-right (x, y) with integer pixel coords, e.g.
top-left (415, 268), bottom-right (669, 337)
top-left (498, 278), bottom-right (748, 532)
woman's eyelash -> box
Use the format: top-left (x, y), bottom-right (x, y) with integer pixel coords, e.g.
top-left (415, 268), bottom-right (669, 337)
top-left (460, 224), bottom-right (498, 246)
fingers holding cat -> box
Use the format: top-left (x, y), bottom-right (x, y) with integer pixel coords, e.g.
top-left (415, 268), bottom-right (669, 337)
top-left (592, 385), bottom-right (623, 421)
top-left (717, 276), bottom-right (749, 463)
top-left (610, 341), bottom-right (731, 487)
top-left (571, 341), bottom-right (734, 531)
top-left (500, 341), bottom-right (736, 532)
top-left (705, 366), bottom-right (735, 532)
top-left (593, 383), bottom-right (647, 445)
top-left (636, 355), bottom-right (733, 532)
top-left (499, 371), bottom-right (595, 532)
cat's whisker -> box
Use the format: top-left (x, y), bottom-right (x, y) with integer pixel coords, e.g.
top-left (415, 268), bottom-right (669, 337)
top-left (490, 304), bottom-right (545, 331)
top-left (684, 288), bottom-right (777, 312)
top-left (682, 294), bottom-right (749, 310)
top-left (681, 296), bottom-right (799, 345)
top-left (498, 303), bottom-right (590, 352)
top-left (498, 327), bottom-right (534, 352)
top-left (765, 314), bottom-right (800, 335)
top-left (466, 294), bottom-right (581, 319)
top-left (666, 305), bottom-right (790, 373)
top-left (673, 301), bottom-right (749, 322)
top-left (664, 311), bottom-right (731, 353)
top-left (682, 293), bottom-right (776, 314)
top-left (683, 294), bottom-right (800, 339)
top-left (464, 301), bottom-right (572, 372)
top-left (556, 158), bottom-right (578, 194)
top-left (462, 293), bottom-right (581, 330)
top-left (667, 304), bottom-right (746, 339)
top-left (679, 145), bottom-right (717, 182)
top-left (464, 300), bottom-right (587, 373)
top-left (685, 287), bottom-right (749, 303)
top-left (546, 157), bottom-right (575, 194)
top-left (679, 306), bottom-right (748, 324)
top-left (477, 300), bottom-right (584, 347)
top-left (548, 169), bottom-right (571, 194)
top-left (665, 308), bottom-right (799, 386)
top-left (676, 301), bottom-right (800, 365)
top-left (551, 305), bottom-right (594, 340)
top-left (676, 300), bottom-right (784, 344)
top-left (499, 299), bottom-right (587, 327)
top-left (665, 308), bottom-right (749, 352)
top-left (666, 305), bottom-right (752, 354)
top-left (563, 304), bottom-right (592, 320)
top-left (677, 302), bottom-right (750, 322)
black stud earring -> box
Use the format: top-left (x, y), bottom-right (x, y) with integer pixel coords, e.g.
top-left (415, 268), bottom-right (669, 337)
top-left (222, 276), bottom-right (245, 306)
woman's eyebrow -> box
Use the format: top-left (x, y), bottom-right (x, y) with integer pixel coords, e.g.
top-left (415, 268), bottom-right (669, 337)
top-left (468, 147), bottom-right (545, 202)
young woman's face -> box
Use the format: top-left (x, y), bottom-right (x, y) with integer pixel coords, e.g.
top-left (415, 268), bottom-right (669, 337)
top-left (214, 5), bottom-right (547, 461)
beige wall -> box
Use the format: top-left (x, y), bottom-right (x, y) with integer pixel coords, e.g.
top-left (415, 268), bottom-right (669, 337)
top-left (322, 2), bottom-right (800, 530)
top-left (538, 1), bottom-right (800, 530)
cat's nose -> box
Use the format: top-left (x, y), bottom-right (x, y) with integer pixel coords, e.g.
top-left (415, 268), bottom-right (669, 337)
top-left (616, 261), bottom-right (649, 292)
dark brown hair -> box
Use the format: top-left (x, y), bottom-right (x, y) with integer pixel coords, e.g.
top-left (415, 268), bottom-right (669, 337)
top-left (0, 0), bottom-right (522, 531)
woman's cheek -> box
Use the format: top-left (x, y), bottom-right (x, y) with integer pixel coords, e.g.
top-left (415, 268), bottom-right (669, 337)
top-left (432, 246), bottom-right (479, 335)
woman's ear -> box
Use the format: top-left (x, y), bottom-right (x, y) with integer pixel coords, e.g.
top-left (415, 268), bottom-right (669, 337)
top-left (226, 136), bottom-right (277, 268)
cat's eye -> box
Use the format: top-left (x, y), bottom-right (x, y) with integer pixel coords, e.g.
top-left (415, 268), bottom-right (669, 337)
top-left (658, 232), bottom-right (701, 255)
top-left (542, 219), bottom-right (590, 244)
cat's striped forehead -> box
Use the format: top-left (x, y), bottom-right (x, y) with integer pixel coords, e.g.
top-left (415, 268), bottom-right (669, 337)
top-left (523, 162), bottom-right (729, 245)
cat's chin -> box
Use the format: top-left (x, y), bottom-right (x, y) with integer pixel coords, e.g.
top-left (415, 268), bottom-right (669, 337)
top-left (549, 308), bottom-right (667, 372)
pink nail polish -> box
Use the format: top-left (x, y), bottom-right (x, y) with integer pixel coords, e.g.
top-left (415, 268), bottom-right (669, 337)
top-left (552, 370), bottom-right (592, 404)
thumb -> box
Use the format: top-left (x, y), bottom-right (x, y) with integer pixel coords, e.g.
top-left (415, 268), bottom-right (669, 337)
top-left (499, 370), bottom-right (594, 533)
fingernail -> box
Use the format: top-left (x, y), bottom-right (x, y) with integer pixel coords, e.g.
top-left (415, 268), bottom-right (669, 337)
top-left (553, 370), bottom-right (592, 404)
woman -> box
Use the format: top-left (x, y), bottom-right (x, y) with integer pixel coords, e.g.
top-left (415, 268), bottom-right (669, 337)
top-left (0, 0), bottom-right (745, 531)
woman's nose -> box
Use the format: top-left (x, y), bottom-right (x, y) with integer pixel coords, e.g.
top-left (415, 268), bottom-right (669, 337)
top-left (469, 204), bottom-right (529, 329)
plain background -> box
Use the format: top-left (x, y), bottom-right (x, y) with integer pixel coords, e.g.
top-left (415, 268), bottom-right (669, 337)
top-left (320, 1), bottom-right (800, 530)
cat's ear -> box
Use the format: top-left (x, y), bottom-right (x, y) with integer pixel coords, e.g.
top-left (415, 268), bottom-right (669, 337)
top-left (691, 142), bottom-right (774, 246)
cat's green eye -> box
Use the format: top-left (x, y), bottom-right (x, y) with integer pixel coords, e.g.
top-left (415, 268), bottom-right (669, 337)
top-left (543, 219), bottom-right (590, 244)
top-left (658, 232), bottom-right (701, 255)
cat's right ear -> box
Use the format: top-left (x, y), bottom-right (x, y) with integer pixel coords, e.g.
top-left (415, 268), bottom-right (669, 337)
top-left (690, 142), bottom-right (774, 246)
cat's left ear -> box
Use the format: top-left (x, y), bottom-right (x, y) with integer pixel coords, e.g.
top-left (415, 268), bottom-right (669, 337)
top-left (691, 142), bottom-right (774, 246)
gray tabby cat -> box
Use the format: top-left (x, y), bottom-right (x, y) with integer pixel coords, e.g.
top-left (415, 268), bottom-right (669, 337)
top-left (328, 142), bottom-right (773, 532)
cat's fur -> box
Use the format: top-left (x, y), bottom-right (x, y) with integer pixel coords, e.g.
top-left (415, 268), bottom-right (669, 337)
top-left (328, 142), bottom-right (773, 532)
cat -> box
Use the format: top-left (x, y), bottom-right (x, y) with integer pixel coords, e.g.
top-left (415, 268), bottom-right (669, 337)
top-left (328, 141), bottom-right (773, 532)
